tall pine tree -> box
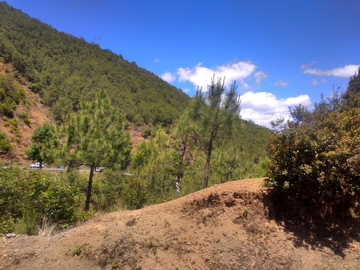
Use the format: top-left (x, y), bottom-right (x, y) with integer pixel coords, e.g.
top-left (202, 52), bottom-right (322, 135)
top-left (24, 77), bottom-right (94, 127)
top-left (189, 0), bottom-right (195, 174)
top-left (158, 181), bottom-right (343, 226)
top-left (59, 90), bottom-right (132, 211)
top-left (178, 76), bottom-right (241, 188)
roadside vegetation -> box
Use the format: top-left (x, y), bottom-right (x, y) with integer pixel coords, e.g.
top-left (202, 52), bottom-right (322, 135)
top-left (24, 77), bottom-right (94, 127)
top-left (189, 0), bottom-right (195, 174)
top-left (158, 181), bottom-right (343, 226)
top-left (267, 68), bottom-right (360, 225)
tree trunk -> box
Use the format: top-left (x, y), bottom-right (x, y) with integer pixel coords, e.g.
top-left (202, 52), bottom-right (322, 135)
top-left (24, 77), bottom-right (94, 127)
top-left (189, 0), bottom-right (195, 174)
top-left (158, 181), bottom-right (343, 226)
top-left (203, 136), bottom-right (213, 189)
top-left (85, 163), bottom-right (95, 211)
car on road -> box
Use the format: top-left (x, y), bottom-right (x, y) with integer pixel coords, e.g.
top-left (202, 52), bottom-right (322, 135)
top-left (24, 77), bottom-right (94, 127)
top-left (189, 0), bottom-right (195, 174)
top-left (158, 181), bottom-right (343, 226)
top-left (29, 162), bottom-right (44, 168)
top-left (95, 167), bottom-right (103, 172)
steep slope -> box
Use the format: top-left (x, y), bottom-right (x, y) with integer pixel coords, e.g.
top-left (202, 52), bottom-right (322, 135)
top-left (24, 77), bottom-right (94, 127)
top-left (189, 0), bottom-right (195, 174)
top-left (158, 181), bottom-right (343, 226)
top-left (1, 178), bottom-right (359, 270)
top-left (0, 2), bottom-right (190, 126)
top-left (0, 61), bottom-right (54, 160)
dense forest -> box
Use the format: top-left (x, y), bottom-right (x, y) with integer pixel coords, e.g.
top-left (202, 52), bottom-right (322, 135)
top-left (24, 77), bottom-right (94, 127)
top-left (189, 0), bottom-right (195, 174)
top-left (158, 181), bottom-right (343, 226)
top-left (0, 1), bottom-right (190, 125)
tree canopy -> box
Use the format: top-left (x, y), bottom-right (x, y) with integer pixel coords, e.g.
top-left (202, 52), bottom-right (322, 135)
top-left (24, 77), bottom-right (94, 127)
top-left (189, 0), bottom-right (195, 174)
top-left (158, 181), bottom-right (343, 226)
top-left (267, 68), bottom-right (360, 221)
top-left (177, 76), bottom-right (241, 188)
top-left (24, 123), bottom-right (59, 167)
top-left (59, 90), bottom-right (132, 210)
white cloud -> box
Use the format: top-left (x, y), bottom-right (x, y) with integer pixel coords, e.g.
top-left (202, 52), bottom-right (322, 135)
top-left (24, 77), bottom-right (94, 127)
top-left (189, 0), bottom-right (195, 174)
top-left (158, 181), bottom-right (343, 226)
top-left (154, 59), bottom-right (160, 63)
top-left (274, 79), bottom-right (289, 87)
top-left (177, 60), bottom-right (261, 91)
top-left (254, 71), bottom-right (268, 85)
top-left (183, 88), bottom-right (190, 93)
top-left (240, 91), bottom-right (311, 128)
top-left (311, 79), bottom-right (319, 85)
top-left (160, 71), bottom-right (176, 83)
top-left (301, 62), bottom-right (360, 78)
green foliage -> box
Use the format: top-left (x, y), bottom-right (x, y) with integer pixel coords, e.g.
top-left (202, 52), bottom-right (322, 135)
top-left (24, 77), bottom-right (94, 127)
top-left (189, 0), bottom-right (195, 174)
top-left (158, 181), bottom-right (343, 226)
top-left (178, 76), bottom-right (241, 188)
top-left (0, 131), bottom-right (12, 153)
top-left (59, 91), bottom-right (132, 211)
top-left (133, 141), bottom-right (152, 168)
top-left (267, 69), bottom-right (360, 220)
top-left (0, 2), bottom-right (190, 125)
top-left (0, 167), bottom-right (80, 235)
top-left (0, 74), bottom-right (25, 117)
top-left (121, 180), bottom-right (151, 209)
top-left (25, 123), bottom-right (59, 165)
top-left (18, 111), bottom-right (31, 125)
top-left (142, 127), bottom-right (152, 138)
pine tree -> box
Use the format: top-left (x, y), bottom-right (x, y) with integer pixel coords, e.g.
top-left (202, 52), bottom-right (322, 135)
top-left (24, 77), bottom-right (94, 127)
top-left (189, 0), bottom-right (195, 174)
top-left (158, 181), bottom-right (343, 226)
top-left (178, 76), bottom-right (241, 188)
top-left (59, 90), bottom-right (132, 211)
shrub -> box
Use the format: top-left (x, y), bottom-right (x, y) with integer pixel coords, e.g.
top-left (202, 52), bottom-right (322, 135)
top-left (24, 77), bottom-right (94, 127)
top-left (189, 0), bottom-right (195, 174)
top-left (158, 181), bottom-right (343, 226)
top-left (0, 168), bottom-right (80, 235)
top-left (121, 180), bottom-right (150, 210)
top-left (267, 69), bottom-right (360, 221)
top-left (142, 127), bottom-right (152, 138)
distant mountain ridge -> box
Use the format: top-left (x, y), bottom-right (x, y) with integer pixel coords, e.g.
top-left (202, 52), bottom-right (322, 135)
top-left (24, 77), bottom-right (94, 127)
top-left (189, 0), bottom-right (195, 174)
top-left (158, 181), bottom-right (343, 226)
top-left (0, 1), bottom-right (190, 126)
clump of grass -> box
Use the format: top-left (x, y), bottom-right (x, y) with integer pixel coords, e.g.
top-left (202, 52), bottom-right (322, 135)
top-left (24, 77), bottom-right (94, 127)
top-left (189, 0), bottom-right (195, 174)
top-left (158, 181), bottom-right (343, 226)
top-left (37, 218), bottom-right (58, 237)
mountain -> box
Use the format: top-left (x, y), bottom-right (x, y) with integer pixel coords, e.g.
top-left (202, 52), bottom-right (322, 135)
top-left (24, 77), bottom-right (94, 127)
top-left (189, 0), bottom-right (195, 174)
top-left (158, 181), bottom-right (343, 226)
top-left (0, 2), bottom-right (272, 162)
top-left (0, 1), bottom-right (190, 126)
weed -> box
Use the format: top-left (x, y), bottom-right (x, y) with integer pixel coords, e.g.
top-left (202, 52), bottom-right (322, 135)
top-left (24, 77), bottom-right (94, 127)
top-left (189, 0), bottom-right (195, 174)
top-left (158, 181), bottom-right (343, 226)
top-left (152, 244), bottom-right (157, 255)
top-left (72, 245), bottom-right (82, 256)
top-left (111, 260), bottom-right (118, 269)
top-left (215, 238), bottom-right (220, 243)
top-left (37, 218), bottom-right (58, 237)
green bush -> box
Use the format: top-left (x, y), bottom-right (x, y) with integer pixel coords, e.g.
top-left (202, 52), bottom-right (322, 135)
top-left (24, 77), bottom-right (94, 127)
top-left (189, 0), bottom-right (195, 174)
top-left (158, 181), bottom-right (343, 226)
top-left (0, 168), bottom-right (80, 235)
top-left (121, 180), bottom-right (150, 210)
top-left (267, 70), bottom-right (360, 221)
top-left (0, 131), bottom-right (12, 153)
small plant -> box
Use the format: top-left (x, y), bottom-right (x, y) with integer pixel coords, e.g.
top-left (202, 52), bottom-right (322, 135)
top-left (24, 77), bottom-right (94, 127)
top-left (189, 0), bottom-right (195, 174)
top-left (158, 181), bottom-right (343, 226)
top-left (215, 238), bottom-right (220, 243)
top-left (72, 245), bottom-right (82, 256)
top-left (3, 121), bottom-right (10, 127)
top-left (10, 118), bottom-right (17, 127)
top-left (152, 244), bottom-right (157, 255)
top-left (142, 127), bottom-right (152, 138)
top-left (19, 112), bottom-right (31, 125)
top-left (111, 260), bottom-right (118, 269)
top-left (2, 116), bottom-right (8, 122)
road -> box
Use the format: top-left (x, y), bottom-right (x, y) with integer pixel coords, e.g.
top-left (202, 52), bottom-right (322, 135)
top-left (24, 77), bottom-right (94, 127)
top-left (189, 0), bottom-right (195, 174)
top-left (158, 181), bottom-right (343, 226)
top-left (1, 166), bottom-right (133, 175)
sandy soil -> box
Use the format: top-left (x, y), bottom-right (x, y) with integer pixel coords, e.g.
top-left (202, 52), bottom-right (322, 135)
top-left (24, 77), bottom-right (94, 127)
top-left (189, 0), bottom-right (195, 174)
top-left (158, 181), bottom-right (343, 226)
top-left (1, 178), bottom-right (359, 270)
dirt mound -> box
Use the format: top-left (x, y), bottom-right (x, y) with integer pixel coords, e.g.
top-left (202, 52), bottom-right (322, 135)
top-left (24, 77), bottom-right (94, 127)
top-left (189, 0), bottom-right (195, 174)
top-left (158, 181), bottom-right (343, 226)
top-left (1, 178), bottom-right (360, 270)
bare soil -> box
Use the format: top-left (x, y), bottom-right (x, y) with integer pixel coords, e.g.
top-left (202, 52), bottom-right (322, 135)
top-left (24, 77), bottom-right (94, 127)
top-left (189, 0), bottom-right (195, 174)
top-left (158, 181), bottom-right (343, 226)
top-left (0, 61), bottom-right (53, 161)
top-left (1, 178), bottom-right (359, 270)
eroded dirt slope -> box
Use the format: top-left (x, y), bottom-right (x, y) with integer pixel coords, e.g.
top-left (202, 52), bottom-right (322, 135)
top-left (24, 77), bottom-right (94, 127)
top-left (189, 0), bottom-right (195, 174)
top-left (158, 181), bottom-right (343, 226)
top-left (1, 178), bottom-right (360, 270)
top-left (0, 61), bottom-right (53, 160)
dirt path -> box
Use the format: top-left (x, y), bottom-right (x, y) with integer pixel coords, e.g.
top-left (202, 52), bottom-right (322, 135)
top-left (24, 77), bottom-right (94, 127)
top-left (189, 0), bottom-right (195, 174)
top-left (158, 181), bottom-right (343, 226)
top-left (1, 178), bottom-right (360, 270)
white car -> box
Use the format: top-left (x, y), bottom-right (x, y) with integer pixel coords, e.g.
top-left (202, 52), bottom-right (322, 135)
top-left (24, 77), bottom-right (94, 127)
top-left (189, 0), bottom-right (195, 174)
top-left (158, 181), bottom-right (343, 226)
top-left (29, 162), bottom-right (44, 168)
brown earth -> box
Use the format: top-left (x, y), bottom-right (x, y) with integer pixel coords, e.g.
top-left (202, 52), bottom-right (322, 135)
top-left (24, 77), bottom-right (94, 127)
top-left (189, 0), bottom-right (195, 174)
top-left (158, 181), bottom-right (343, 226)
top-left (0, 61), bottom-right (53, 161)
top-left (1, 178), bottom-right (360, 270)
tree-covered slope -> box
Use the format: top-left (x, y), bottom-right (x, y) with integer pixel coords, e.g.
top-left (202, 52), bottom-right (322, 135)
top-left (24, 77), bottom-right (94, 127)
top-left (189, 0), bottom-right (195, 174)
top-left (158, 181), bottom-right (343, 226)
top-left (0, 2), bottom-right (190, 125)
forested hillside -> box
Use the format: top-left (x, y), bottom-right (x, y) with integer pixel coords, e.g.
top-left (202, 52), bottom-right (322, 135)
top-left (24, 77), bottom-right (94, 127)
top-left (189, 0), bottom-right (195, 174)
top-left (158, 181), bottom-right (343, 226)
top-left (0, 1), bottom-right (273, 235)
top-left (0, 1), bottom-right (190, 125)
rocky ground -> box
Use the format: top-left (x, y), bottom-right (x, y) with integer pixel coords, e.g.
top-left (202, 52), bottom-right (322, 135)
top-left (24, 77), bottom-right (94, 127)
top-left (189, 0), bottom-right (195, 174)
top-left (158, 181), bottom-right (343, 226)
top-left (1, 178), bottom-right (360, 270)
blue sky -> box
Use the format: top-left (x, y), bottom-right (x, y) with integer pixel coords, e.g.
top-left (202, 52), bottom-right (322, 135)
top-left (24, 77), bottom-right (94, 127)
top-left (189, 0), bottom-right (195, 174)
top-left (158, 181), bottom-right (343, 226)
top-left (5, 0), bottom-right (360, 127)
